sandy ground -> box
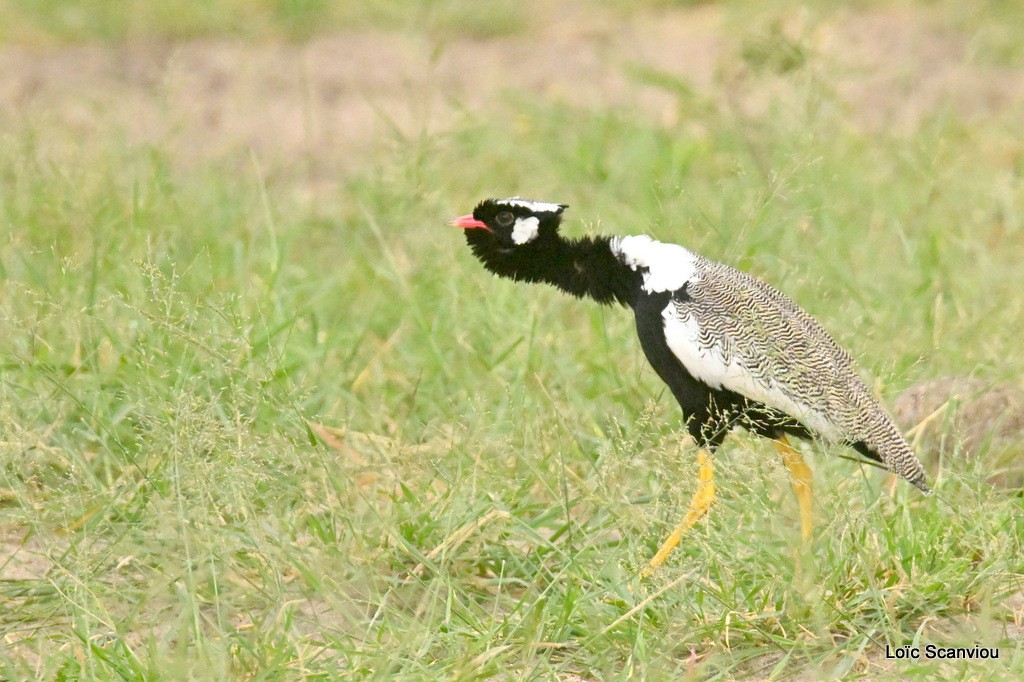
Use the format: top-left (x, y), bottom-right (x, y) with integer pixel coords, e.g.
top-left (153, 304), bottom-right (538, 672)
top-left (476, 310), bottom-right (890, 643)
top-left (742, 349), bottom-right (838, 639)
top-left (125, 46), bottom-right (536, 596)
top-left (1, 3), bottom-right (1021, 184)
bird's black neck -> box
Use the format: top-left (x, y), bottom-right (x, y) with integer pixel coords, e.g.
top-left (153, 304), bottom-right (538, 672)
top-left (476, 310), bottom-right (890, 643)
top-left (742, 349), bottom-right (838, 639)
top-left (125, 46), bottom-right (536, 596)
top-left (466, 232), bottom-right (640, 307)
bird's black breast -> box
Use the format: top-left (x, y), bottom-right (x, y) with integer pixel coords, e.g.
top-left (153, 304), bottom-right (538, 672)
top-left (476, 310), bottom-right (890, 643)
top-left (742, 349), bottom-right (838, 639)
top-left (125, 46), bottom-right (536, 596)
top-left (633, 290), bottom-right (724, 445)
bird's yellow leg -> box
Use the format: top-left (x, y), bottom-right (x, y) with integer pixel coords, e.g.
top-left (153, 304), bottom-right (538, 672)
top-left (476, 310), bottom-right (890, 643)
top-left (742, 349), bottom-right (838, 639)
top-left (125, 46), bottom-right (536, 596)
top-left (640, 448), bottom-right (715, 578)
top-left (774, 435), bottom-right (813, 544)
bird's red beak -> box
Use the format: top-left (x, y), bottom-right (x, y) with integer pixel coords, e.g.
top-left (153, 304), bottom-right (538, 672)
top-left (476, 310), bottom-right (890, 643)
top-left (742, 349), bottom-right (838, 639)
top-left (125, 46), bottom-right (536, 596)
top-left (449, 214), bottom-right (491, 231)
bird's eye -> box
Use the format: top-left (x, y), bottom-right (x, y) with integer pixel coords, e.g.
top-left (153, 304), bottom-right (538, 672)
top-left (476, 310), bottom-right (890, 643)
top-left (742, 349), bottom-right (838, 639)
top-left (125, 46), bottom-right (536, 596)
top-left (495, 211), bottom-right (514, 228)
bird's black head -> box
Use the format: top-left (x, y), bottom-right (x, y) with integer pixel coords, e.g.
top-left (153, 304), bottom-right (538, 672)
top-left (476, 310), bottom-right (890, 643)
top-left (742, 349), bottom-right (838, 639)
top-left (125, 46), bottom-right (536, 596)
top-left (450, 197), bottom-right (568, 277)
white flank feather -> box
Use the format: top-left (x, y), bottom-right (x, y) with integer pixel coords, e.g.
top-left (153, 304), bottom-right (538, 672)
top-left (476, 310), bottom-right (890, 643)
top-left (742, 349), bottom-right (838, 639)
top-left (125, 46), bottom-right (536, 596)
top-left (660, 303), bottom-right (844, 441)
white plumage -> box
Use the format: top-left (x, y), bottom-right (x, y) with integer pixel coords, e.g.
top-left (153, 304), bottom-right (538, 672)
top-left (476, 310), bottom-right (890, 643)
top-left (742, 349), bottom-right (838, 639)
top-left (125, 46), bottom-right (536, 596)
top-left (511, 216), bottom-right (541, 244)
top-left (610, 235), bottom-right (699, 293)
top-left (502, 198), bottom-right (566, 213)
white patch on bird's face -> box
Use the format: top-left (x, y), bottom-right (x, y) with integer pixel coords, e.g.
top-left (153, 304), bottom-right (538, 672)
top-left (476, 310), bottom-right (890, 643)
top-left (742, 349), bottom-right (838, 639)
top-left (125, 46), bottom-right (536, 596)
top-left (499, 197), bottom-right (565, 214)
top-left (660, 304), bottom-right (844, 441)
top-left (510, 216), bottom-right (541, 245)
top-left (611, 235), bottom-right (699, 293)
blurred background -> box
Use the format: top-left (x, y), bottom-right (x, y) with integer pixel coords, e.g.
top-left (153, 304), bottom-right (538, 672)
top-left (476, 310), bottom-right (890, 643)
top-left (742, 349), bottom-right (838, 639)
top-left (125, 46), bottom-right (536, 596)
top-left (5, 1), bottom-right (1022, 192)
top-left (1, 1), bottom-right (1023, 678)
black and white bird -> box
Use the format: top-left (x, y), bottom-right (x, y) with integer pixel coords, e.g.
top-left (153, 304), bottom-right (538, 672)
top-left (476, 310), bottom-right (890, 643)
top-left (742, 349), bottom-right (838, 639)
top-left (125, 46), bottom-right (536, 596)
top-left (451, 197), bottom-right (930, 575)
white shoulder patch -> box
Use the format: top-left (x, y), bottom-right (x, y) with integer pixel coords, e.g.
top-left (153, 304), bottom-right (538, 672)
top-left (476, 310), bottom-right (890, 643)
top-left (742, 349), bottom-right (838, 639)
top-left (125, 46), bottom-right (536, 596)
top-left (660, 304), bottom-right (843, 441)
top-left (611, 235), bottom-right (699, 293)
top-left (511, 216), bottom-right (540, 244)
top-left (500, 197), bottom-right (565, 214)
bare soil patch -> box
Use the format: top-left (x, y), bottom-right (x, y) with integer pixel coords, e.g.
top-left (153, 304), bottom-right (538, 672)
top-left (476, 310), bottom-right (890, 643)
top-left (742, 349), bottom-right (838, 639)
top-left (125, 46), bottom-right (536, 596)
top-left (0, 527), bottom-right (51, 581)
top-left (1, 4), bottom-right (1020, 181)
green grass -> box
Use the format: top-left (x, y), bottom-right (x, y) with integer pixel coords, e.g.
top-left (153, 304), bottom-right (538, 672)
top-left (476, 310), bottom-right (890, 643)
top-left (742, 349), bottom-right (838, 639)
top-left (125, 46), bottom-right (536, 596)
top-left (3, 3), bottom-right (1024, 680)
